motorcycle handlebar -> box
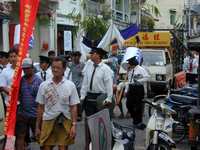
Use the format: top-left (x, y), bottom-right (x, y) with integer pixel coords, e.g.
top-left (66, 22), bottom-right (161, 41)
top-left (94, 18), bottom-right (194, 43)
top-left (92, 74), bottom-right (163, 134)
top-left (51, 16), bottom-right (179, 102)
top-left (142, 99), bottom-right (161, 111)
top-left (153, 95), bottom-right (167, 102)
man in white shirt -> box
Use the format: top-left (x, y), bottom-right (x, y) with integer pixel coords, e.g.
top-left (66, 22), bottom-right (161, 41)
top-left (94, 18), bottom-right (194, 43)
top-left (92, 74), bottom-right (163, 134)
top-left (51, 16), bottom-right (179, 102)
top-left (36, 55), bottom-right (52, 81)
top-left (126, 56), bottom-right (149, 130)
top-left (80, 47), bottom-right (113, 150)
top-left (35, 56), bottom-right (80, 150)
top-left (80, 47), bottom-right (113, 115)
top-left (0, 48), bottom-right (18, 106)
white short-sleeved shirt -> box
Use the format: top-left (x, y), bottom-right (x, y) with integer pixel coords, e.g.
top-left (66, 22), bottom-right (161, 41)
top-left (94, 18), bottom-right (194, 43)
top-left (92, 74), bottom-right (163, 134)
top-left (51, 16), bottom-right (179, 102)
top-left (36, 67), bottom-right (53, 81)
top-left (80, 62), bottom-right (113, 101)
top-left (0, 67), bottom-right (15, 105)
top-left (36, 77), bottom-right (80, 120)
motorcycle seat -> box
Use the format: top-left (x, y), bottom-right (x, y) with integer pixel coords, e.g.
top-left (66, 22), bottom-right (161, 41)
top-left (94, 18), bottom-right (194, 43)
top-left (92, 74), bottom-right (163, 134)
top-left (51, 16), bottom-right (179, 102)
top-left (171, 87), bottom-right (198, 97)
top-left (179, 105), bottom-right (192, 111)
top-left (169, 94), bottom-right (198, 105)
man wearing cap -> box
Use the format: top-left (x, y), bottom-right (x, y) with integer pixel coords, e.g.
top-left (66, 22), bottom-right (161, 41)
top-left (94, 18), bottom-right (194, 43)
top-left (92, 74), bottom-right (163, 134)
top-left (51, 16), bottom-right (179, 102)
top-left (36, 55), bottom-right (53, 81)
top-left (80, 47), bottom-right (113, 150)
top-left (126, 56), bottom-right (149, 130)
top-left (15, 58), bottom-right (42, 150)
top-left (0, 51), bottom-right (9, 73)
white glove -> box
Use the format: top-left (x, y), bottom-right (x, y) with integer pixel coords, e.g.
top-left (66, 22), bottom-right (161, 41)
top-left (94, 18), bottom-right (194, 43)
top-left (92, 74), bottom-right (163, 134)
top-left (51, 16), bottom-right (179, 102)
top-left (103, 98), bottom-right (112, 105)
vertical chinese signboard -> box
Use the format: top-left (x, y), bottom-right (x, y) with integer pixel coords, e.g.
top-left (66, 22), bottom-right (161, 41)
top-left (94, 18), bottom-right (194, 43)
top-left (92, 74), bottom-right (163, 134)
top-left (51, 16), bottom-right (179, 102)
top-left (4, 0), bottom-right (40, 150)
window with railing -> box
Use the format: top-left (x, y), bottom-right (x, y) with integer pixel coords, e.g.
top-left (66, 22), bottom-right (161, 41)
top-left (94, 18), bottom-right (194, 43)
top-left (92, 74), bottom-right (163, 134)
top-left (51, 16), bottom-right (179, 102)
top-left (112, 0), bottom-right (130, 23)
top-left (116, 0), bottom-right (123, 11)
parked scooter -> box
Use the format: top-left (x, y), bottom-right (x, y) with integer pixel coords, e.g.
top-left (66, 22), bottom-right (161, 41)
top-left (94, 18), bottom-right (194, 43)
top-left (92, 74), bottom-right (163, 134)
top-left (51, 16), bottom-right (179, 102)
top-left (112, 121), bottom-right (135, 150)
top-left (152, 89), bottom-right (200, 144)
top-left (144, 98), bottom-right (176, 150)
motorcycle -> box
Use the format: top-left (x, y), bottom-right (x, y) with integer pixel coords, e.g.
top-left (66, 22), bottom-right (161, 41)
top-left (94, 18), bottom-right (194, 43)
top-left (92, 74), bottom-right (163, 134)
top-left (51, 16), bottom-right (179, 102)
top-left (144, 98), bottom-right (176, 150)
top-left (112, 121), bottom-right (135, 150)
top-left (152, 91), bottom-right (199, 144)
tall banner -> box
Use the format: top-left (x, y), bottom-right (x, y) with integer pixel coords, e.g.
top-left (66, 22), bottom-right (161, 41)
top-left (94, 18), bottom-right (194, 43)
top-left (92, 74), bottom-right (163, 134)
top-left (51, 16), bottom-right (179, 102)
top-left (4, 0), bottom-right (40, 149)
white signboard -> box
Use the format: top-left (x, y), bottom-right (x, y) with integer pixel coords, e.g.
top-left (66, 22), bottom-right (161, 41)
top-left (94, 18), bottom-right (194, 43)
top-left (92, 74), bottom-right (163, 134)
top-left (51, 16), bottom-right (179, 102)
top-left (64, 31), bottom-right (72, 51)
top-left (87, 109), bottom-right (112, 150)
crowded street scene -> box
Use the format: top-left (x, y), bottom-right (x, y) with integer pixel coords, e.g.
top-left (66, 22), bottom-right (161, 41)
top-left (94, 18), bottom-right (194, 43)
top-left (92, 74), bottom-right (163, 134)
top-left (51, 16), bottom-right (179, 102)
top-left (0, 0), bottom-right (200, 150)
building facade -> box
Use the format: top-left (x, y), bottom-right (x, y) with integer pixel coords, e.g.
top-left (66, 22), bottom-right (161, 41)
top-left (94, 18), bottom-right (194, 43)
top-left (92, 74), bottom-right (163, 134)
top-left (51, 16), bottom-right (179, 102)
top-left (146, 0), bottom-right (185, 29)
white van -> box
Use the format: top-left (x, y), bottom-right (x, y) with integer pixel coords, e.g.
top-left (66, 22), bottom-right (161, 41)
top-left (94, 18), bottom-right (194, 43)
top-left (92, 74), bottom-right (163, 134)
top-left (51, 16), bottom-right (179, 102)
top-left (141, 48), bottom-right (173, 95)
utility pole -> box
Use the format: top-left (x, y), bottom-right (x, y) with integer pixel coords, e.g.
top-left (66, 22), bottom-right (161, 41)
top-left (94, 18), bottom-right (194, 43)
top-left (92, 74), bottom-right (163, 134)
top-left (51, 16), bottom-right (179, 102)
top-left (188, 0), bottom-right (191, 37)
top-left (137, 0), bottom-right (141, 29)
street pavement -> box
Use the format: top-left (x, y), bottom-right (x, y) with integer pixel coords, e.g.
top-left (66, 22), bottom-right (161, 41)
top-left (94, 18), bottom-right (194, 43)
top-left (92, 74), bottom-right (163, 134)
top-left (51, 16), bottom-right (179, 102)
top-left (27, 104), bottom-right (190, 150)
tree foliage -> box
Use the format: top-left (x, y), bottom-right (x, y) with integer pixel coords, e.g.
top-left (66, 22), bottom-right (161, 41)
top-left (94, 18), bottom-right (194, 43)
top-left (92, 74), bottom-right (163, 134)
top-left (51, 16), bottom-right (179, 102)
top-left (81, 16), bottom-right (108, 40)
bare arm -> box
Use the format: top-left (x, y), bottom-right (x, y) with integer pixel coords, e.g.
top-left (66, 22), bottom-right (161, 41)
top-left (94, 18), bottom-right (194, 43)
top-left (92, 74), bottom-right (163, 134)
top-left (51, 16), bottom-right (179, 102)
top-left (70, 105), bottom-right (78, 124)
top-left (0, 87), bottom-right (9, 95)
top-left (35, 104), bottom-right (44, 139)
top-left (69, 104), bottom-right (78, 138)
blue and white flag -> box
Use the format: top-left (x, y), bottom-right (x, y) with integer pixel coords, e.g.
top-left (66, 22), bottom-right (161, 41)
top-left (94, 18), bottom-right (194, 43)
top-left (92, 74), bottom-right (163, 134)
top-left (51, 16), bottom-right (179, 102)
top-left (97, 23), bottom-right (124, 51)
top-left (14, 24), bottom-right (34, 49)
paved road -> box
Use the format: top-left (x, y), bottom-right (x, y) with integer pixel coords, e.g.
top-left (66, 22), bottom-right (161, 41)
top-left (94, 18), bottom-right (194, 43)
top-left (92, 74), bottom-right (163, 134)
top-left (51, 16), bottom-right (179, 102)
top-left (27, 104), bottom-right (190, 150)
top-left (28, 119), bottom-right (190, 150)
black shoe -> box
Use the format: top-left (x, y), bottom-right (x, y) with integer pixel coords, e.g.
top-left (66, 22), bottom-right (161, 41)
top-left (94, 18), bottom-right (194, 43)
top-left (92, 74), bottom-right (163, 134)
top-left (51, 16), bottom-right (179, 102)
top-left (135, 123), bottom-right (146, 130)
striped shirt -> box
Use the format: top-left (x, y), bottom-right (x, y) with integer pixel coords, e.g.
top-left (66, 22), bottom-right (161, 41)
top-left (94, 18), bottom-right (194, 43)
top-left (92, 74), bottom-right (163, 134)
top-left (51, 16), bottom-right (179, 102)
top-left (18, 74), bottom-right (42, 117)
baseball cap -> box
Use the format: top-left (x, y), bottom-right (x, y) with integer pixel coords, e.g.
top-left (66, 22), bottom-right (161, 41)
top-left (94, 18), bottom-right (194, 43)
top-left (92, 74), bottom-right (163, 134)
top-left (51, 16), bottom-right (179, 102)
top-left (22, 58), bottom-right (33, 68)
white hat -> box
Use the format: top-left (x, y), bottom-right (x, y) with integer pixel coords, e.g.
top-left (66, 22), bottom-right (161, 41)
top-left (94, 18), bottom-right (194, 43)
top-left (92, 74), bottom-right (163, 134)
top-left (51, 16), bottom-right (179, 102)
top-left (22, 58), bottom-right (33, 68)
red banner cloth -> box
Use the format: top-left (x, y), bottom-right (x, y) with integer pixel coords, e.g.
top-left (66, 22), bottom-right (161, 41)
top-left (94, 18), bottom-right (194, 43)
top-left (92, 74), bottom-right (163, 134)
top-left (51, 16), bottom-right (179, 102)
top-left (4, 0), bottom-right (40, 137)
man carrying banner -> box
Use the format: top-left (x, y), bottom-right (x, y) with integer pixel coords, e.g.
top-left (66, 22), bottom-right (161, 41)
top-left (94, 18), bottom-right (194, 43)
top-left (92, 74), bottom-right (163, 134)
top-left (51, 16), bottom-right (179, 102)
top-left (0, 47), bottom-right (18, 107)
top-left (80, 47), bottom-right (113, 150)
top-left (35, 57), bottom-right (80, 150)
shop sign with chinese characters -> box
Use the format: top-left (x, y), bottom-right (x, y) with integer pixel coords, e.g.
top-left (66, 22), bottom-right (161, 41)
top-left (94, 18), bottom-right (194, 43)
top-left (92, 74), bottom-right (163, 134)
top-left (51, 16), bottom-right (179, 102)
top-left (138, 32), bottom-right (171, 47)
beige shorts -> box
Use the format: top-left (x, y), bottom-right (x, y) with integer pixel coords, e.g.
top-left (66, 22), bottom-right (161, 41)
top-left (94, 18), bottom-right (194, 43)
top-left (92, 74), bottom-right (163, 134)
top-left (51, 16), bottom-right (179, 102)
top-left (39, 117), bottom-right (74, 146)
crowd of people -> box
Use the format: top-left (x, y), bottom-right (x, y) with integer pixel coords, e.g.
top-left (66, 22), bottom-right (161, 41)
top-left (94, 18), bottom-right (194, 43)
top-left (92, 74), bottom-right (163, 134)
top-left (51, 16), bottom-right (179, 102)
top-left (0, 45), bottom-right (150, 150)
top-left (183, 51), bottom-right (199, 74)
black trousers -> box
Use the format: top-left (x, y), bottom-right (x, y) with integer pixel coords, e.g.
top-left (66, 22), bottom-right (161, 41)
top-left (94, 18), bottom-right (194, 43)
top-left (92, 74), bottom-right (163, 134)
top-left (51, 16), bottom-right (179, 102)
top-left (126, 100), bottom-right (144, 124)
top-left (126, 83), bottom-right (145, 125)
